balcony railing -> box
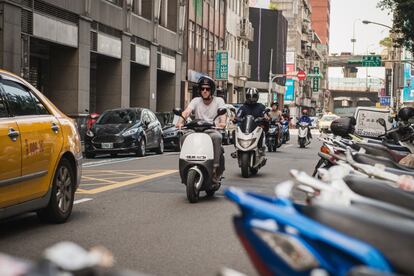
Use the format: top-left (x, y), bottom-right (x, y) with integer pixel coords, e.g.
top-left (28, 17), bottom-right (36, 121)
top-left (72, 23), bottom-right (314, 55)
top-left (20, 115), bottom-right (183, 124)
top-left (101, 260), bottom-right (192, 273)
top-left (239, 19), bottom-right (254, 41)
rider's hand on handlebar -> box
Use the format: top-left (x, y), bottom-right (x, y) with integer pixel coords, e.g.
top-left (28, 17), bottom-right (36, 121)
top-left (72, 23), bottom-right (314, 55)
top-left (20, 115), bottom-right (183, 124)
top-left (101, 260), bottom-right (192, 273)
top-left (176, 122), bottom-right (184, 129)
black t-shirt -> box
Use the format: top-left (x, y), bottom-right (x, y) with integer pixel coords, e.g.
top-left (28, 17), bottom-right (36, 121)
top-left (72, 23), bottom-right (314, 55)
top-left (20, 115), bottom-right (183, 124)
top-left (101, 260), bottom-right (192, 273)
top-left (237, 103), bottom-right (266, 119)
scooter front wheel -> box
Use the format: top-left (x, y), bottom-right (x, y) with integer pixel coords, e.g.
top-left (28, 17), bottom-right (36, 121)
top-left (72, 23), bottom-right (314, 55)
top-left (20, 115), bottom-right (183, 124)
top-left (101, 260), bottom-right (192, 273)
top-left (241, 152), bottom-right (250, 178)
top-left (186, 170), bottom-right (200, 203)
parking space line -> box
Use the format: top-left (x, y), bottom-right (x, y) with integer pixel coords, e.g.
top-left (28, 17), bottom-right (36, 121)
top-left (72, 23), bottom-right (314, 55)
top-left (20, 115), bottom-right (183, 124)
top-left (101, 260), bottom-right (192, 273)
top-left (105, 171), bottom-right (146, 177)
top-left (76, 188), bottom-right (89, 194)
top-left (79, 170), bottom-right (178, 194)
top-left (74, 198), bottom-right (93, 205)
top-left (81, 176), bottom-right (117, 184)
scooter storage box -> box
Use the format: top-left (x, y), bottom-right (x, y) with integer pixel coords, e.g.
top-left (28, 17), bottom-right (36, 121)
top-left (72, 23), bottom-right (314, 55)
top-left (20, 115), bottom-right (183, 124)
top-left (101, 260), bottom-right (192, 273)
top-left (331, 117), bottom-right (356, 137)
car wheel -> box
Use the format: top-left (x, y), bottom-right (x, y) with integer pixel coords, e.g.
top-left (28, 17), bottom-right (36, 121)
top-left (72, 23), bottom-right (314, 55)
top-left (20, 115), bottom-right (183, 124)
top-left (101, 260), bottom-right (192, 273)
top-left (155, 138), bottom-right (164, 154)
top-left (175, 134), bottom-right (182, 152)
top-left (37, 158), bottom-right (74, 223)
top-left (136, 139), bottom-right (146, 157)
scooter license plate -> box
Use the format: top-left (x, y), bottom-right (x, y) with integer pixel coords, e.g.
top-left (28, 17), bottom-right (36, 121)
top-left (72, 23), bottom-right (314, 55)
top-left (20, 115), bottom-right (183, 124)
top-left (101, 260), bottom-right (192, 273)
top-left (102, 143), bottom-right (113, 149)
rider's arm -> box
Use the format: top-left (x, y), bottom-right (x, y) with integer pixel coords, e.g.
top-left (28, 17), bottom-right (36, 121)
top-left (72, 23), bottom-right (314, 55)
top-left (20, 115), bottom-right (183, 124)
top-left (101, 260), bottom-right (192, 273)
top-left (176, 103), bottom-right (194, 128)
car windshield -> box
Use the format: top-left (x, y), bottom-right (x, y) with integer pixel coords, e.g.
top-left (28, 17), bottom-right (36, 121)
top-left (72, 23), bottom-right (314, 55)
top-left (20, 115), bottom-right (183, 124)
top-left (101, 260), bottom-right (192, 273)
top-left (96, 110), bottom-right (139, 125)
top-left (321, 116), bottom-right (337, 122)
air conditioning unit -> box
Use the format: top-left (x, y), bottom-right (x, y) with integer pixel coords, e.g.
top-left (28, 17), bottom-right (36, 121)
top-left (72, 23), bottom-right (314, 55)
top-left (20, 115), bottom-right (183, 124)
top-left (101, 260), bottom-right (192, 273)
top-left (238, 62), bottom-right (251, 79)
top-left (240, 19), bottom-right (254, 41)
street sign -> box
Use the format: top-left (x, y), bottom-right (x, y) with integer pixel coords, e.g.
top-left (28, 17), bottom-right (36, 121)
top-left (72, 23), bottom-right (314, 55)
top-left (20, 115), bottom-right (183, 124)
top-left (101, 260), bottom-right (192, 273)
top-left (362, 55), bottom-right (382, 67)
top-left (312, 67), bottom-right (320, 92)
top-left (297, 70), bottom-right (306, 81)
top-left (379, 96), bottom-right (391, 106)
top-left (215, 51), bottom-right (228, 80)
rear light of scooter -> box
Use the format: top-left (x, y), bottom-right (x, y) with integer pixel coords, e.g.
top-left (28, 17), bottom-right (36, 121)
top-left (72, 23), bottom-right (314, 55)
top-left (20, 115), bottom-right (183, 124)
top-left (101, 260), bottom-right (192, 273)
top-left (320, 145), bottom-right (330, 155)
top-left (252, 228), bottom-right (319, 271)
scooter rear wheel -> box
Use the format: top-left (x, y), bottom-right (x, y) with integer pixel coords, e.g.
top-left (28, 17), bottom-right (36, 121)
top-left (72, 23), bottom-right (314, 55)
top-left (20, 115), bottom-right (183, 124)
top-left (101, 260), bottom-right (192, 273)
top-left (186, 170), bottom-right (200, 203)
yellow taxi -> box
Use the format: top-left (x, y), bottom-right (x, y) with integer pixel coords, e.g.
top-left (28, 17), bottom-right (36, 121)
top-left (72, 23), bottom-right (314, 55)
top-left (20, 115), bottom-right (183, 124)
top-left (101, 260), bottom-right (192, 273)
top-left (0, 69), bottom-right (82, 223)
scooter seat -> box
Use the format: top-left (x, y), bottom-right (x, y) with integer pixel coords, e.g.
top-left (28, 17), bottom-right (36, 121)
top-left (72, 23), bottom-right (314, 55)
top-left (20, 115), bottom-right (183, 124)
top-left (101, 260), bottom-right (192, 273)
top-left (356, 143), bottom-right (408, 162)
top-left (382, 141), bottom-right (410, 152)
top-left (343, 175), bottom-right (414, 211)
top-left (353, 153), bottom-right (414, 172)
top-left (301, 204), bottom-right (414, 275)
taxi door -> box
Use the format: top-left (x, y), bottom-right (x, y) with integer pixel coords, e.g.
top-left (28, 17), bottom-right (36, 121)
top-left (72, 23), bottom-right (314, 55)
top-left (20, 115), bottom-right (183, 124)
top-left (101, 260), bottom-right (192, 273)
top-left (1, 77), bottom-right (64, 202)
top-left (0, 94), bottom-right (22, 208)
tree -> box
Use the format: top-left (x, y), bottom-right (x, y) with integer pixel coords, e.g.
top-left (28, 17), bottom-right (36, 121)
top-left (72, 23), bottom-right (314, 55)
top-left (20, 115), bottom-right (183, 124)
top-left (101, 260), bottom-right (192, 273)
top-left (378, 0), bottom-right (414, 52)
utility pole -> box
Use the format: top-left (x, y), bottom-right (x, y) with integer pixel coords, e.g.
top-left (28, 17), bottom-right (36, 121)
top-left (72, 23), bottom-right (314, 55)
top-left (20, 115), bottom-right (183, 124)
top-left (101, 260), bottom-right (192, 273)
top-left (268, 48), bottom-right (273, 106)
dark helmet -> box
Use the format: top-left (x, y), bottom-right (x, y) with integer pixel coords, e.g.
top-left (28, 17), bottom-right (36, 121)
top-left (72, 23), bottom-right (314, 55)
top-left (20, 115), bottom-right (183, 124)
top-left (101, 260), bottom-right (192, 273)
top-left (245, 87), bottom-right (259, 104)
top-left (271, 101), bottom-right (279, 107)
top-left (398, 107), bottom-right (414, 121)
top-left (198, 75), bottom-right (216, 97)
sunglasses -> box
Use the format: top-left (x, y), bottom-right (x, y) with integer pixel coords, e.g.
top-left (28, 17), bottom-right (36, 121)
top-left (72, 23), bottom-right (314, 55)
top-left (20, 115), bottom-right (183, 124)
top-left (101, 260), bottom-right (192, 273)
top-left (201, 87), bottom-right (211, 92)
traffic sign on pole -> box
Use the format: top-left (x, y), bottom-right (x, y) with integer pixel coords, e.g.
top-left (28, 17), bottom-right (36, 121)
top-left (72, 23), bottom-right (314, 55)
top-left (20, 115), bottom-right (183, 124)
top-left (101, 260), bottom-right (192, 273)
top-left (215, 51), bottom-right (228, 80)
top-left (297, 70), bottom-right (306, 81)
top-left (362, 55), bottom-right (382, 67)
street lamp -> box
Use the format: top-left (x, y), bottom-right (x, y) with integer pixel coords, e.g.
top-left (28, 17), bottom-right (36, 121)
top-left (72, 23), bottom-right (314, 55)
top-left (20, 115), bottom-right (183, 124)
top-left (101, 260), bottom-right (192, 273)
top-left (352, 19), bottom-right (361, 55)
top-left (362, 20), bottom-right (392, 30)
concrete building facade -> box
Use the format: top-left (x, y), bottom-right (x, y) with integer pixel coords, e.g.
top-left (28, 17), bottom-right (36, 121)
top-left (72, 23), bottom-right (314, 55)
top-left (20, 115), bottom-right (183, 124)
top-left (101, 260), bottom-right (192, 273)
top-left (310, 0), bottom-right (330, 45)
top-left (225, 0), bottom-right (253, 103)
top-left (270, 0), bottom-right (329, 116)
top-left (0, 0), bottom-right (185, 116)
top-left (183, 0), bottom-right (226, 106)
top-left (247, 7), bottom-right (287, 106)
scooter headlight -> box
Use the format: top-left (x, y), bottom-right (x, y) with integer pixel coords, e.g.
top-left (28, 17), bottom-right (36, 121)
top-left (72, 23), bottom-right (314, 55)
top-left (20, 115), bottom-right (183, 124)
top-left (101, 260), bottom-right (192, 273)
top-left (253, 228), bottom-right (318, 271)
top-left (238, 138), bottom-right (256, 148)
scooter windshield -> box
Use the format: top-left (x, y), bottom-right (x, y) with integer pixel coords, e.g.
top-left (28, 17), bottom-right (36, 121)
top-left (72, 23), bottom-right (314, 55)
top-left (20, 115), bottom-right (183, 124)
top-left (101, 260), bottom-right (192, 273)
top-left (240, 115), bottom-right (257, 133)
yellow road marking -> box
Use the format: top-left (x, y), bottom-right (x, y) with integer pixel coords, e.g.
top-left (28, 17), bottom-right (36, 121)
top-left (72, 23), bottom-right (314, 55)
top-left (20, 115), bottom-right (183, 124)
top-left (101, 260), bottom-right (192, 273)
top-left (77, 170), bottom-right (178, 194)
top-left (76, 188), bottom-right (89, 194)
top-left (105, 171), bottom-right (146, 177)
top-left (81, 176), bottom-right (117, 184)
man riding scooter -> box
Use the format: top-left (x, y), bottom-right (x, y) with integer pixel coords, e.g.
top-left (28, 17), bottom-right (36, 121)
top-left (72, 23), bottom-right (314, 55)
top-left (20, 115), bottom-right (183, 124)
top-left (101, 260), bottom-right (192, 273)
top-left (236, 88), bottom-right (268, 154)
top-left (176, 76), bottom-right (226, 185)
top-left (298, 109), bottom-right (312, 140)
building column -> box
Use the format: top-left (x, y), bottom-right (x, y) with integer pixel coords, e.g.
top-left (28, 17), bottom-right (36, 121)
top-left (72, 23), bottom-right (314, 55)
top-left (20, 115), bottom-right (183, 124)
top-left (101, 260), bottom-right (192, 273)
top-left (96, 34), bottom-right (131, 112)
top-left (0, 2), bottom-right (21, 74)
top-left (149, 44), bottom-right (158, 111)
top-left (48, 18), bottom-right (91, 115)
top-left (120, 33), bottom-right (131, 108)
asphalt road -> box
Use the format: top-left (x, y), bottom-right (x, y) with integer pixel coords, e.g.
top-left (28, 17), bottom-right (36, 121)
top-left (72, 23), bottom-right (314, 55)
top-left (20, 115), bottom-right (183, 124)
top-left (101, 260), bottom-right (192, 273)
top-left (0, 132), bottom-right (321, 276)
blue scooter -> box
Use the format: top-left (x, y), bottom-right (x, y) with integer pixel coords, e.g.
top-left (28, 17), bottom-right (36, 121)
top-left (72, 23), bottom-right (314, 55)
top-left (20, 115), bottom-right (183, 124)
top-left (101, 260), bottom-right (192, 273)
top-left (224, 187), bottom-right (414, 276)
top-left (281, 119), bottom-right (290, 144)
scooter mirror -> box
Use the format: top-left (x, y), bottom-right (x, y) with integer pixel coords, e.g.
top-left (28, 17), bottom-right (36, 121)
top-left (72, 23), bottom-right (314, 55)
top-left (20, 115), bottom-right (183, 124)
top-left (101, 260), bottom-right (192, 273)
top-left (265, 107), bottom-right (271, 113)
top-left (173, 108), bottom-right (183, 116)
top-left (377, 118), bottom-right (386, 128)
top-left (217, 107), bottom-right (227, 116)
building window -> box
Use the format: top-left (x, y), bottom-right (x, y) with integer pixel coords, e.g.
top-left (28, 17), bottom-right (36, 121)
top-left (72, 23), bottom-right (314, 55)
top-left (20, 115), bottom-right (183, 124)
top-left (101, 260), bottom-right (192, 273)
top-left (196, 24), bottom-right (202, 51)
top-left (209, 32), bottom-right (214, 59)
top-left (141, 0), bottom-right (152, 20)
top-left (215, 0), bottom-right (219, 10)
top-left (105, 0), bottom-right (122, 7)
top-left (132, 0), bottom-right (142, 15)
top-left (189, 21), bottom-right (195, 49)
top-left (202, 29), bottom-right (208, 55)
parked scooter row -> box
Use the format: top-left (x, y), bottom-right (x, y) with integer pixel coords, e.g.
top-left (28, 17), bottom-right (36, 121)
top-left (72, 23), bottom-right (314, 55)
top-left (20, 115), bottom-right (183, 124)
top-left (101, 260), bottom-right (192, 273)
top-left (224, 107), bottom-right (414, 276)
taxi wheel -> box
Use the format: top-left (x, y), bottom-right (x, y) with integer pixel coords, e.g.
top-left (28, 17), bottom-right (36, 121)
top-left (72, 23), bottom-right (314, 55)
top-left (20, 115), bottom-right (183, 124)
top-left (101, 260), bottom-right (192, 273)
top-left (136, 139), bottom-right (146, 157)
top-left (37, 158), bottom-right (74, 223)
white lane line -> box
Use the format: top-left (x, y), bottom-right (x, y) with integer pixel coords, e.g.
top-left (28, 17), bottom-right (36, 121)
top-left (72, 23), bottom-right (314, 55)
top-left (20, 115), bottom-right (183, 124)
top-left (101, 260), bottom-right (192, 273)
top-left (82, 152), bottom-right (178, 168)
top-left (74, 198), bottom-right (93, 205)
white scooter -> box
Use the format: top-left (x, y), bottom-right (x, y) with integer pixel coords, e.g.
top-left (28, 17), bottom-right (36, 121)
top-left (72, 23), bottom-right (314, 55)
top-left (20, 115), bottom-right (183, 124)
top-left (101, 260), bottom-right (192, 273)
top-left (232, 114), bottom-right (268, 178)
top-left (174, 107), bottom-right (227, 203)
top-left (297, 121), bottom-right (311, 148)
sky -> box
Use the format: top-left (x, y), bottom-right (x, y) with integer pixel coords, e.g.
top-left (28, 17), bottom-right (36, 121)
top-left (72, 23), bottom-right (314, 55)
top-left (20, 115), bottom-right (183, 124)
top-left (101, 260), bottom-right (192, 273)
top-left (329, 0), bottom-right (393, 78)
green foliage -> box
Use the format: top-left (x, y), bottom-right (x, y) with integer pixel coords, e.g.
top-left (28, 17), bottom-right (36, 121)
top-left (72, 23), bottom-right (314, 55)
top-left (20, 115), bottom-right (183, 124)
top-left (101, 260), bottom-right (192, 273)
top-left (379, 36), bottom-right (393, 48)
top-left (269, 3), bottom-right (280, 10)
top-left (378, 0), bottom-right (414, 52)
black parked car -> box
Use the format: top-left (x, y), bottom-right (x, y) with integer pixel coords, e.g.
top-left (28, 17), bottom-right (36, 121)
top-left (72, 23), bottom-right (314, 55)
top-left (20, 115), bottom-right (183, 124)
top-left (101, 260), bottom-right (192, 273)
top-left (156, 112), bottom-right (185, 151)
top-left (85, 108), bottom-right (164, 158)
